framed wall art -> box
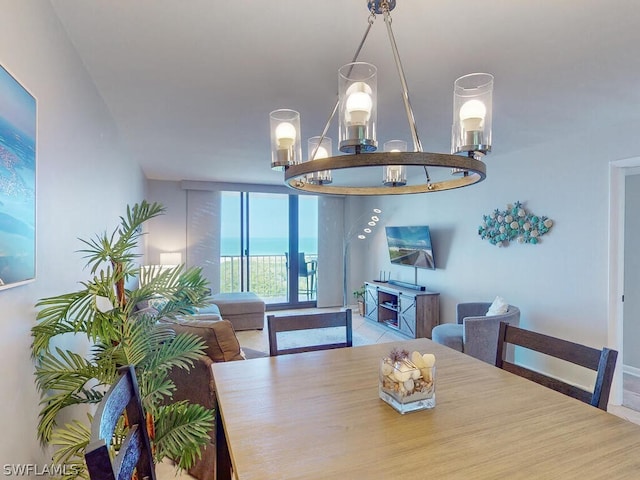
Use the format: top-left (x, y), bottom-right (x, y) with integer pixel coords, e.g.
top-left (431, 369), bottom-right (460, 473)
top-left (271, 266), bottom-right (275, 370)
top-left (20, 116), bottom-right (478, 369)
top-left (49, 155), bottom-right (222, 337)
top-left (0, 64), bottom-right (36, 290)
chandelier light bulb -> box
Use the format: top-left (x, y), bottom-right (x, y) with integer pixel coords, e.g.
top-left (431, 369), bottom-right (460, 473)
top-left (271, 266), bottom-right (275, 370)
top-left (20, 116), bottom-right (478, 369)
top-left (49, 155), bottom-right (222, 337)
top-left (312, 145), bottom-right (329, 159)
top-left (459, 99), bottom-right (486, 131)
top-left (306, 136), bottom-right (333, 184)
top-left (382, 139), bottom-right (407, 186)
top-left (275, 122), bottom-right (297, 148)
top-left (345, 82), bottom-right (373, 125)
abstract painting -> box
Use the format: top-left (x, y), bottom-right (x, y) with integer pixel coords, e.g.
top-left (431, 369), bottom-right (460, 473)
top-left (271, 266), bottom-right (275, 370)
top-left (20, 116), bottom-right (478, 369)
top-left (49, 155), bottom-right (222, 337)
top-left (0, 65), bottom-right (36, 289)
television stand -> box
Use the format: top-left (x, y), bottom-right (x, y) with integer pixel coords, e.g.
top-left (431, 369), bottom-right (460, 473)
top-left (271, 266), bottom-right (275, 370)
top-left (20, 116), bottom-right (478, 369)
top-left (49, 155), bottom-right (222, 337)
top-left (388, 279), bottom-right (425, 291)
top-left (364, 282), bottom-right (439, 338)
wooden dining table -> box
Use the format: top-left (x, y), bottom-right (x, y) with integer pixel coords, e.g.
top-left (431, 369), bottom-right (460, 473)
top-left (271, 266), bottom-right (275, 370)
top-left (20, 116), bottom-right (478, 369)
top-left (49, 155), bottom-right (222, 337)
top-left (211, 338), bottom-right (640, 479)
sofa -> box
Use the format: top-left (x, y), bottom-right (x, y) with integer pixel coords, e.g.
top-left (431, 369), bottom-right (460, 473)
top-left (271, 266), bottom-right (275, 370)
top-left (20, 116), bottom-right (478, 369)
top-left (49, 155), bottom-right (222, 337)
top-left (163, 317), bottom-right (266, 480)
top-left (431, 301), bottom-right (520, 364)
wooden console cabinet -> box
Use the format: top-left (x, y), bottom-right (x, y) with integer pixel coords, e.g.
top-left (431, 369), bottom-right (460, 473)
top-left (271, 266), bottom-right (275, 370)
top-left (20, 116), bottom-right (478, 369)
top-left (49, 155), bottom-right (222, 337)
top-left (364, 282), bottom-right (440, 338)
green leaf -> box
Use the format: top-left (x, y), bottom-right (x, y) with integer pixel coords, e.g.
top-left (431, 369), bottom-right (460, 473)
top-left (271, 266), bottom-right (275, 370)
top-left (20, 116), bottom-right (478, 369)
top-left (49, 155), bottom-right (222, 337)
top-left (50, 419), bottom-right (91, 475)
top-left (153, 402), bottom-right (214, 470)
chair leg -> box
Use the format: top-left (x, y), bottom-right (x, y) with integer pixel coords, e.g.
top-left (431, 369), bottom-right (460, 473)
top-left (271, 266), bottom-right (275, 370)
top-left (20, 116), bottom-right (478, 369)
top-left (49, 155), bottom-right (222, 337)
top-left (310, 274), bottom-right (316, 299)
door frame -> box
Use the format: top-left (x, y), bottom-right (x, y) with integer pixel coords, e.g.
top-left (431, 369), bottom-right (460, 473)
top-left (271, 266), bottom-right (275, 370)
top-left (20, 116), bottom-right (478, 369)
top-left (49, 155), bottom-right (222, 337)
top-left (608, 156), bottom-right (640, 405)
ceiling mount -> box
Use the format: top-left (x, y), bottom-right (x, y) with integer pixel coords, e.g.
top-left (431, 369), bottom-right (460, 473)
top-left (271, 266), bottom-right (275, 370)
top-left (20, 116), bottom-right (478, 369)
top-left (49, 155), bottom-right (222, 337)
top-left (269, 0), bottom-right (494, 196)
top-left (367, 0), bottom-right (396, 15)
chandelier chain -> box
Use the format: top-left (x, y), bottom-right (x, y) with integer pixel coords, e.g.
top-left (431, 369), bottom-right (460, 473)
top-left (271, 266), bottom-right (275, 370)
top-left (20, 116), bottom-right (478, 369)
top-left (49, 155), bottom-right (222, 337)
top-left (381, 0), bottom-right (391, 17)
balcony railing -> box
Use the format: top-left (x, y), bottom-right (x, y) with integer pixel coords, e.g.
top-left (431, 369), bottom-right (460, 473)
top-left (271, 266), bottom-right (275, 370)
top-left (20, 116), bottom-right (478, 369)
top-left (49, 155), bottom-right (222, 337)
top-left (220, 254), bottom-right (317, 302)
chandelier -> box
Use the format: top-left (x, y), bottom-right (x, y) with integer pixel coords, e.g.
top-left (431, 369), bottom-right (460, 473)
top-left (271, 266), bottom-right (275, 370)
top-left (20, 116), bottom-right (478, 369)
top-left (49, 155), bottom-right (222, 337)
top-left (269, 0), bottom-right (493, 196)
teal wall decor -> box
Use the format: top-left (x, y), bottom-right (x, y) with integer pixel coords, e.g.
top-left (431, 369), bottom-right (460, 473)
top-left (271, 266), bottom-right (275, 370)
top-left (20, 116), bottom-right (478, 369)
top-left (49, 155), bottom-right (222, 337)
top-left (478, 201), bottom-right (553, 246)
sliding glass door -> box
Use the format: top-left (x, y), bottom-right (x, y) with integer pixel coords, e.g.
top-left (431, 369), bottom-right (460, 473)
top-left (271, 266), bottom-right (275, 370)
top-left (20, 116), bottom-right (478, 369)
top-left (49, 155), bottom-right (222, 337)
top-left (220, 191), bottom-right (318, 308)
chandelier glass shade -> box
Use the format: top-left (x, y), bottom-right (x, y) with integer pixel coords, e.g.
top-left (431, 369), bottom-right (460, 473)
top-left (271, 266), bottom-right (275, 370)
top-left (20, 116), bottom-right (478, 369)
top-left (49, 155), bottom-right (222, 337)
top-left (269, 0), bottom-right (493, 196)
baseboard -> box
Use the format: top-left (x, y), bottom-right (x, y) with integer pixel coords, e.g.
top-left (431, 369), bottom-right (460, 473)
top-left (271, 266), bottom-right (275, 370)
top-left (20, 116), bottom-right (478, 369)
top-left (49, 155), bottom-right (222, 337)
top-left (623, 364), bottom-right (640, 378)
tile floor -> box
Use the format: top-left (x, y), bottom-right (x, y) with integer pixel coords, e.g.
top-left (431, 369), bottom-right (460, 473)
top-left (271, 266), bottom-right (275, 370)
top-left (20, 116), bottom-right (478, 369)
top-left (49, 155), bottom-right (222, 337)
top-left (235, 306), bottom-right (640, 427)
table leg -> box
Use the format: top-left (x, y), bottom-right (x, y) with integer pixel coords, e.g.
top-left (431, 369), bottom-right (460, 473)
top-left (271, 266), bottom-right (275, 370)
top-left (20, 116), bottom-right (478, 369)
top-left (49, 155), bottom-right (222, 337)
top-left (215, 404), bottom-right (232, 480)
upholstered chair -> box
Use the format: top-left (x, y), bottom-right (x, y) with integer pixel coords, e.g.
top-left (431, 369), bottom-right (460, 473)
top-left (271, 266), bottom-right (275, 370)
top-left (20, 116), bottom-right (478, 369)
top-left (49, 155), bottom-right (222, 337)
top-left (431, 301), bottom-right (520, 364)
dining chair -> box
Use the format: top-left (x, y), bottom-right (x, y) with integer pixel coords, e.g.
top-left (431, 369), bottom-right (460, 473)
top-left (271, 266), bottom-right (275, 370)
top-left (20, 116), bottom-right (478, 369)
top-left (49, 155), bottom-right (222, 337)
top-left (267, 309), bottom-right (353, 356)
top-left (495, 321), bottom-right (618, 410)
top-left (85, 365), bottom-right (157, 480)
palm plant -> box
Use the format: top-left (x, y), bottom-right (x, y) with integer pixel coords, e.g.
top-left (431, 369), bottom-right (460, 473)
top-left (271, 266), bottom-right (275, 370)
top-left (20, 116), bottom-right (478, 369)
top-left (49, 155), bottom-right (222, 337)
top-left (31, 201), bottom-right (214, 478)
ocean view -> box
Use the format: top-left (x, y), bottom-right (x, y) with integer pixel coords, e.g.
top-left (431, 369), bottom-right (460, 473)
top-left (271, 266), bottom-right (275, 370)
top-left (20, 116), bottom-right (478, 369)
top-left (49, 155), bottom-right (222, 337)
top-left (220, 237), bottom-right (318, 257)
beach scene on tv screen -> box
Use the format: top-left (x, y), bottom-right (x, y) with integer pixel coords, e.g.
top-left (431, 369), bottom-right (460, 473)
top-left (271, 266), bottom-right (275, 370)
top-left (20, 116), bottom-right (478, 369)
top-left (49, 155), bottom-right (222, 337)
top-left (386, 226), bottom-right (435, 269)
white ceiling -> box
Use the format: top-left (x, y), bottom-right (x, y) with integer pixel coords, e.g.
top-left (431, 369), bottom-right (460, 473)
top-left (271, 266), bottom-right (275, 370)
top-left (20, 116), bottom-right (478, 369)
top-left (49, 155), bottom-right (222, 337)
top-left (50, 0), bottom-right (640, 186)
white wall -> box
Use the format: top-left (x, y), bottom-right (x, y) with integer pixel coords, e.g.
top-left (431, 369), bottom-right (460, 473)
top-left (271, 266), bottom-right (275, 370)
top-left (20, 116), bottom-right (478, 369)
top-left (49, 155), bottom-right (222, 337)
top-left (0, 1), bottom-right (144, 468)
top-left (145, 180), bottom-right (222, 294)
top-left (348, 121), bottom-right (640, 387)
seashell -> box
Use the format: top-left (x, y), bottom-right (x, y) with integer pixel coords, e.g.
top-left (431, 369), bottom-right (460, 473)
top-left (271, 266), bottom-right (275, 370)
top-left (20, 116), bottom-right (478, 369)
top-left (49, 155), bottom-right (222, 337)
top-left (381, 362), bottom-right (394, 376)
top-left (392, 363), bottom-right (413, 383)
top-left (411, 351), bottom-right (426, 368)
top-left (422, 353), bottom-right (436, 367)
top-left (411, 368), bottom-right (421, 380)
top-left (403, 378), bottom-right (415, 393)
top-left (420, 367), bottom-right (433, 382)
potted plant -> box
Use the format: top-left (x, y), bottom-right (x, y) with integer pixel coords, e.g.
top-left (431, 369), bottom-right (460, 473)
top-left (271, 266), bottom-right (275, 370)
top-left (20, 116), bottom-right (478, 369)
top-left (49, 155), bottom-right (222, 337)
top-left (353, 285), bottom-right (366, 316)
top-left (31, 201), bottom-right (214, 478)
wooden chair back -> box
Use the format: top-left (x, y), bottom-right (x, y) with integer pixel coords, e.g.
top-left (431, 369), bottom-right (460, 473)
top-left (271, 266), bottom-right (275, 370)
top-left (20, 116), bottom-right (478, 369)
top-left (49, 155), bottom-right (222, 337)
top-left (85, 365), bottom-right (156, 480)
top-left (268, 309), bottom-right (353, 356)
top-left (495, 322), bottom-right (618, 410)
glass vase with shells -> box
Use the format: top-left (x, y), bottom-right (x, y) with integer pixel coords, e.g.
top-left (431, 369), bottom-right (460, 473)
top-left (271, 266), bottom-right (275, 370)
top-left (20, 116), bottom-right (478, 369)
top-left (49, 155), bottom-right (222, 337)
top-left (379, 348), bottom-right (436, 414)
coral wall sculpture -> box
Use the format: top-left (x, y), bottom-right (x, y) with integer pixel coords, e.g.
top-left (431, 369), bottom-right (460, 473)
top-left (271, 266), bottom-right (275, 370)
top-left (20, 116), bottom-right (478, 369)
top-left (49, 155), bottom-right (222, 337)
top-left (478, 201), bottom-right (553, 246)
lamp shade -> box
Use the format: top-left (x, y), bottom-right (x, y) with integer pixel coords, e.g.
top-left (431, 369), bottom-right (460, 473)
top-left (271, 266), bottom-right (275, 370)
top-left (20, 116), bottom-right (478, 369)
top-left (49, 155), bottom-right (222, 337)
top-left (160, 252), bottom-right (182, 266)
top-left (338, 62), bottom-right (377, 153)
top-left (383, 140), bottom-right (407, 186)
top-left (270, 109), bottom-right (302, 170)
top-left (452, 73), bottom-right (493, 156)
top-left (306, 136), bottom-right (333, 184)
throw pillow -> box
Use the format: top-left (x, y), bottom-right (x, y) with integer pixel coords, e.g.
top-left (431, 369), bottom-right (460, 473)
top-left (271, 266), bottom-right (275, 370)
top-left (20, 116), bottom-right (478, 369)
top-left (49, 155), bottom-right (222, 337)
top-left (161, 318), bottom-right (244, 362)
top-left (486, 296), bottom-right (509, 316)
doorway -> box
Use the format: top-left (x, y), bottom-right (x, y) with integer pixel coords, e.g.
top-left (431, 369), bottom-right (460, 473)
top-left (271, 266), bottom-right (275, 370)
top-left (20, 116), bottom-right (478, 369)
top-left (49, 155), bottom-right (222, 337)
top-left (608, 157), bottom-right (640, 409)
top-left (219, 191), bottom-right (318, 308)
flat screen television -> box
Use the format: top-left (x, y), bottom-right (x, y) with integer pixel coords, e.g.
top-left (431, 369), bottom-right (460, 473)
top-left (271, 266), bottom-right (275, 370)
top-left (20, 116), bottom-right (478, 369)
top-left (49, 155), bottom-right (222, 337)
top-left (385, 225), bottom-right (435, 270)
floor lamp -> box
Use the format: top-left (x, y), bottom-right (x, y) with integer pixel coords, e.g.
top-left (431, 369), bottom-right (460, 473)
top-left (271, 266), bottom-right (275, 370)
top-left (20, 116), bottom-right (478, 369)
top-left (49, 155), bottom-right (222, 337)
top-left (343, 208), bottom-right (382, 307)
